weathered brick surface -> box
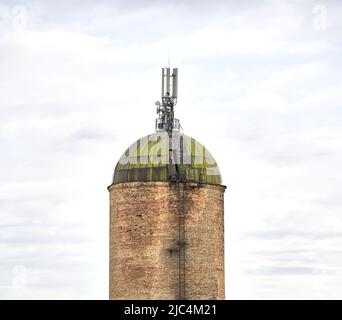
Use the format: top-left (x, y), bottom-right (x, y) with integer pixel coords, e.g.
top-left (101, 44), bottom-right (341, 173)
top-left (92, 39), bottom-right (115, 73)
top-left (109, 181), bottom-right (225, 300)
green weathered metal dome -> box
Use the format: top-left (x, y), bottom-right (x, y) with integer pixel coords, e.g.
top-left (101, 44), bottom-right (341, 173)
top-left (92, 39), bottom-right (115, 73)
top-left (113, 131), bottom-right (222, 185)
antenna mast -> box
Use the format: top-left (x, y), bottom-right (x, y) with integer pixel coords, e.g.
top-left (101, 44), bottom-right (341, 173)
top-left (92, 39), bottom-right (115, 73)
top-left (155, 67), bottom-right (180, 133)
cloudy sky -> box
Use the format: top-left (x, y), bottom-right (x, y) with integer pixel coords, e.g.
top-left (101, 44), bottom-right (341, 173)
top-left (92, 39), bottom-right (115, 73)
top-left (0, 0), bottom-right (341, 299)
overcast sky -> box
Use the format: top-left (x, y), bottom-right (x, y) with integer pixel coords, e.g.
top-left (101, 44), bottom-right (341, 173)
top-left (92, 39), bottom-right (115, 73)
top-left (0, 0), bottom-right (341, 299)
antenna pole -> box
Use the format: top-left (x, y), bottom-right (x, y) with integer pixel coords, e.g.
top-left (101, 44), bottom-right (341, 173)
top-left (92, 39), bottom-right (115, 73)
top-left (168, 49), bottom-right (170, 69)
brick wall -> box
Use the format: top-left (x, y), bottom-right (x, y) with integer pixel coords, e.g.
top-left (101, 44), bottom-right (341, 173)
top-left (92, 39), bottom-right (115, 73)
top-left (109, 181), bottom-right (225, 300)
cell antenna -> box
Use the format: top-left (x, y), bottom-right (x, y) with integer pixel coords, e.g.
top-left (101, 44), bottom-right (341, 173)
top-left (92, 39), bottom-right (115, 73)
top-left (155, 67), bottom-right (180, 133)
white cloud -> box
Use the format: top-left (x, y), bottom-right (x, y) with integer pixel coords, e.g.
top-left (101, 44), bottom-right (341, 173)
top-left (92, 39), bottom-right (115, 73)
top-left (0, 0), bottom-right (342, 299)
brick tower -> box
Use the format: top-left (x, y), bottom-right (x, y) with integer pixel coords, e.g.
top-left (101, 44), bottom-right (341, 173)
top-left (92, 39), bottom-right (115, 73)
top-left (108, 68), bottom-right (226, 300)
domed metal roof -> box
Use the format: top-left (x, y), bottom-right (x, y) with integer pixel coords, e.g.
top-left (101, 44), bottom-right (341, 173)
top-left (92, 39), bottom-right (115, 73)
top-left (113, 131), bottom-right (222, 185)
